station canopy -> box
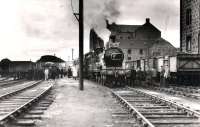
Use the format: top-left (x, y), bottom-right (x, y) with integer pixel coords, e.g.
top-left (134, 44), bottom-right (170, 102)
top-left (37, 55), bottom-right (65, 63)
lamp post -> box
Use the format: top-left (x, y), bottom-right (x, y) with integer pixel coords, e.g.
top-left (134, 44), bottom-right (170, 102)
top-left (144, 42), bottom-right (150, 71)
top-left (71, 0), bottom-right (84, 90)
top-left (72, 48), bottom-right (74, 60)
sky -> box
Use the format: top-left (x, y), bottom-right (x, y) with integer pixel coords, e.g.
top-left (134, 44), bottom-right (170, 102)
top-left (0, 0), bottom-right (179, 61)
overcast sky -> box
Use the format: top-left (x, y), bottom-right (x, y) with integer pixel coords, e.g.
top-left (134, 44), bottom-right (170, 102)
top-left (0, 0), bottom-right (179, 61)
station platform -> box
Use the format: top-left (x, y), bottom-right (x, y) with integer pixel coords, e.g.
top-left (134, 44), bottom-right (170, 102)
top-left (36, 78), bottom-right (116, 127)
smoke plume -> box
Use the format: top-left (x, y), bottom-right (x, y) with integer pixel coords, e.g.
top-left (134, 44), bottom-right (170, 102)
top-left (84, 0), bottom-right (120, 41)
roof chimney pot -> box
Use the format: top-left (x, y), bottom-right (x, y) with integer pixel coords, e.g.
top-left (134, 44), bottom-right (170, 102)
top-left (146, 18), bottom-right (150, 23)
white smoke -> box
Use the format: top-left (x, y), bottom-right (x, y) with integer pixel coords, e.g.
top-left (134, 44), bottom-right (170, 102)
top-left (84, 0), bottom-right (120, 41)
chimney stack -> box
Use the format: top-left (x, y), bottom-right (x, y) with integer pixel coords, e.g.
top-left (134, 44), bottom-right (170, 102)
top-left (105, 19), bottom-right (110, 29)
top-left (146, 18), bottom-right (150, 23)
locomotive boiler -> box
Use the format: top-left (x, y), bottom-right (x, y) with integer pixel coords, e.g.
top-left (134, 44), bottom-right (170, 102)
top-left (100, 47), bottom-right (126, 87)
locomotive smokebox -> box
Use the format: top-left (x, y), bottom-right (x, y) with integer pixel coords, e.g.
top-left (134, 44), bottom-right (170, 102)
top-left (103, 47), bottom-right (124, 67)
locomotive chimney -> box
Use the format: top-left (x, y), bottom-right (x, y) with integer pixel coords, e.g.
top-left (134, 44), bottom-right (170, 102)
top-left (106, 19), bottom-right (110, 29)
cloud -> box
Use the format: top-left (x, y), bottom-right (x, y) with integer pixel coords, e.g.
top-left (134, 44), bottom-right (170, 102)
top-left (0, 0), bottom-right (100, 61)
top-left (0, 0), bottom-right (180, 61)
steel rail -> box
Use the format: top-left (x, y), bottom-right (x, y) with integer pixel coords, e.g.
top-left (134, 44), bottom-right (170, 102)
top-left (129, 87), bottom-right (200, 117)
top-left (0, 81), bottom-right (42, 100)
top-left (0, 80), bottom-right (25, 87)
top-left (0, 82), bottom-right (53, 124)
top-left (110, 89), bottom-right (155, 127)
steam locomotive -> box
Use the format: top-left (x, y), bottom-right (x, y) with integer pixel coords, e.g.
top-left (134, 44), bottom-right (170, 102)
top-left (84, 35), bottom-right (126, 87)
top-left (101, 47), bottom-right (125, 87)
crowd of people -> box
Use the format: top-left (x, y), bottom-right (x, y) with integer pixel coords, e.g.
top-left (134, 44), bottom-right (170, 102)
top-left (66, 66), bottom-right (79, 80)
top-left (127, 65), bottom-right (170, 88)
top-left (43, 67), bottom-right (66, 80)
top-left (30, 65), bottom-right (78, 81)
top-left (43, 64), bottom-right (170, 88)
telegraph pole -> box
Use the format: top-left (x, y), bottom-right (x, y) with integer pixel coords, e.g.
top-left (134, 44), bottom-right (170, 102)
top-left (71, 0), bottom-right (84, 90)
top-left (79, 0), bottom-right (84, 90)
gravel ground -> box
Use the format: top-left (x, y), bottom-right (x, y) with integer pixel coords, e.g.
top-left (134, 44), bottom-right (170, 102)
top-left (36, 78), bottom-right (116, 127)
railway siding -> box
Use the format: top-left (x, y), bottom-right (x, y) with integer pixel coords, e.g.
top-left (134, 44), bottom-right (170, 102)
top-left (111, 87), bottom-right (200, 127)
top-left (0, 81), bottom-right (54, 126)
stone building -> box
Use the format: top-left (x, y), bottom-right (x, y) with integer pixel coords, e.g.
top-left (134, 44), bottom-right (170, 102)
top-left (149, 38), bottom-right (177, 57)
top-left (106, 18), bottom-right (177, 64)
top-left (180, 0), bottom-right (200, 54)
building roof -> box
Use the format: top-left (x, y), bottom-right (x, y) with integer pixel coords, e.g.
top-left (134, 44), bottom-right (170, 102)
top-left (109, 24), bottom-right (141, 33)
top-left (37, 55), bottom-right (65, 63)
top-left (135, 20), bottom-right (160, 33)
top-left (0, 58), bottom-right (11, 64)
top-left (106, 18), bottom-right (160, 34)
top-left (10, 61), bottom-right (35, 65)
top-left (150, 38), bottom-right (175, 48)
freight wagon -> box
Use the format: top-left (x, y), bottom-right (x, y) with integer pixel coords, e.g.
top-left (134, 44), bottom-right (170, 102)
top-left (135, 54), bottom-right (200, 86)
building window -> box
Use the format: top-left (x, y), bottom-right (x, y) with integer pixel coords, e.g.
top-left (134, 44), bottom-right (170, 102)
top-left (127, 49), bottom-right (131, 54)
top-left (128, 57), bottom-right (131, 60)
top-left (186, 35), bottom-right (191, 51)
top-left (186, 8), bottom-right (192, 25)
top-left (139, 49), bottom-right (143, 55)
top-left (137, 60), bottom-right (140, 68)
top-left (198, 33), bottom-right (200, 54)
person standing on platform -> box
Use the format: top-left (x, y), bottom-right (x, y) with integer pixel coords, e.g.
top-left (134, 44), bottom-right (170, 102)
top-left (164, 65), bottom-right (170, 87)
top-left (68, 67), bottom-right (72, 78)
top-left (151, 67), bottom-right (157, 87)
top-left (160, 66), bottom-right (165, 87)
top-left (60, 69), bottom-right (64, 78)
top-left (72, 66), bottom-right (78, 80)
top-left (44, 68), bottom-right (49, 80)
top-left (146, 67), bottom-right (152, 87)
top-left (136, 67), bottom-right (142, 86)
top-left (130, 66), bottom-right (136, 87)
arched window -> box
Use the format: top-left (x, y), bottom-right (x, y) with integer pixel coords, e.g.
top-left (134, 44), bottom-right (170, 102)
top-left (186, 8), bottom-right (192, 25)
top-left (186, 35), bottom-right (191, 52)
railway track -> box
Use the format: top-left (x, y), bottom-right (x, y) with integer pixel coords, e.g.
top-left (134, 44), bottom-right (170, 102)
top-left (0, 78), bottom-right (17, 83)
top-left (111, 87), bottom-right (200, 127)
top-left (109, 99), bottom-right (140, 127)
top-left (144, 85), bottom-right (200, 100)
top-left (0, 81), bottom-right (41, 98)
top-left (158, 86), bottom-right (200, 99)
top-left (0, 78), bottom-right (9, 82)
top-left (0, 80), bottom-right (54, 126)
top-left (0, 80), bottom-right (26, 88)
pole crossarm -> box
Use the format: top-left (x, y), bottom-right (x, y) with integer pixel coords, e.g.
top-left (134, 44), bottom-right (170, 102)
top-left (73, 13), bottom-right (79, 22)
